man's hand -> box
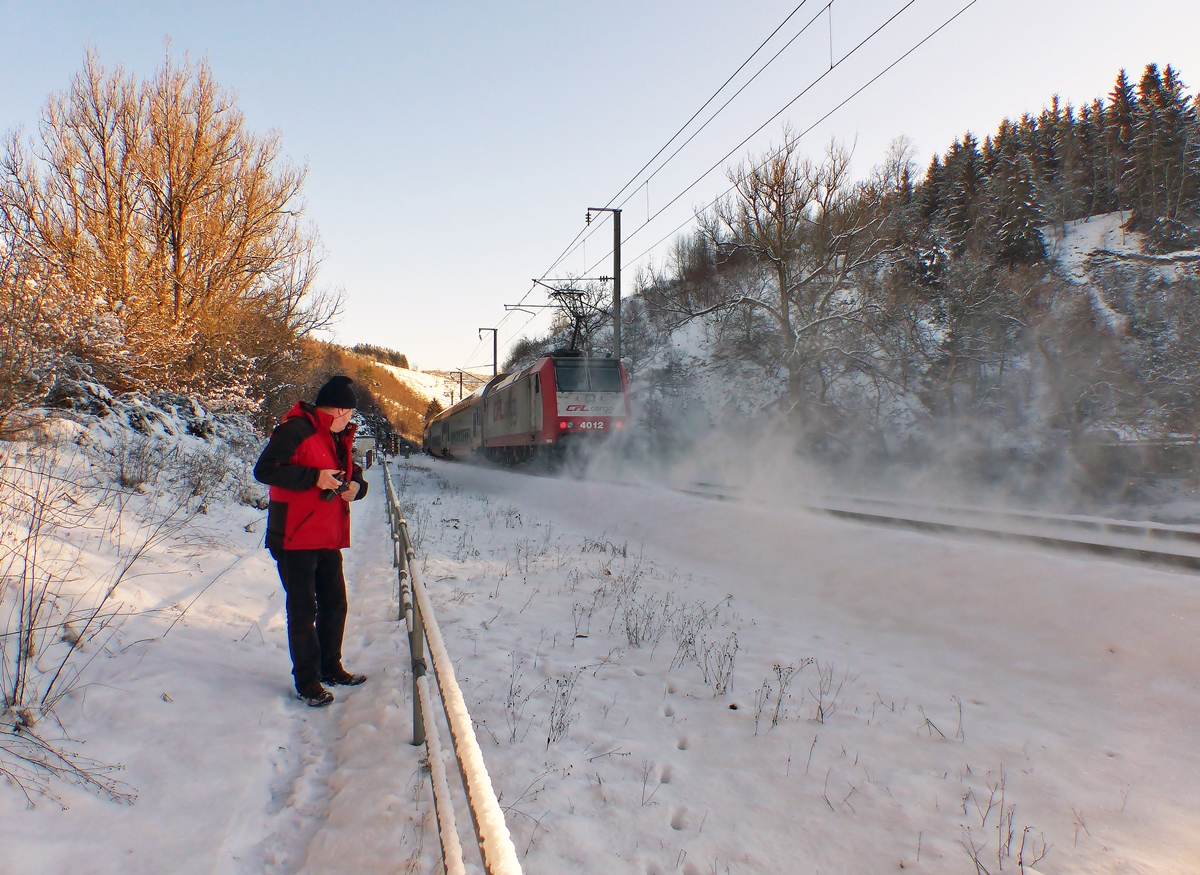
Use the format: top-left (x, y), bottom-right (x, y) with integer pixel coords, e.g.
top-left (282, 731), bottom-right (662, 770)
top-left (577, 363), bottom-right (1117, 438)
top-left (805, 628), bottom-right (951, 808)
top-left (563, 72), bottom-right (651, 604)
top-left (340, 481), bottom-right (360, 502)
top-left (317, 469), bottom-right (343, 491)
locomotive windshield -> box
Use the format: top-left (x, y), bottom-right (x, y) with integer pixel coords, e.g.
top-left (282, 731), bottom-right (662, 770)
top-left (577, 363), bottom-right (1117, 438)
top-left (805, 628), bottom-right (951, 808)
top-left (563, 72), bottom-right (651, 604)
top-left (553, 358), bottom-right (623, 392)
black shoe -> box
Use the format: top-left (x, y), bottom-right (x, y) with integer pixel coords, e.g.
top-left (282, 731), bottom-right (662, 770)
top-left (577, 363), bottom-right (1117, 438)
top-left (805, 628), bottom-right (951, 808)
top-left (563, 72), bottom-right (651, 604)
top-left (297, 682), bottom-right (334, 707)
top-left (321, 669), bottom-right (367, 686)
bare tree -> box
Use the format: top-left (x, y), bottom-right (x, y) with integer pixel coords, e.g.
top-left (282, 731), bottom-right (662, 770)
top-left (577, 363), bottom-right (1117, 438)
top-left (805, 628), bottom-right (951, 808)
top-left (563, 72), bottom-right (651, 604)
top-left (899, 254), bottom-right (1029, 419)
top-left (550, 281), bottom-right (612, 353)
top-left (0, 51), bottom-right (338, 408)
top-left (683, 128), bottom-right (895, 425)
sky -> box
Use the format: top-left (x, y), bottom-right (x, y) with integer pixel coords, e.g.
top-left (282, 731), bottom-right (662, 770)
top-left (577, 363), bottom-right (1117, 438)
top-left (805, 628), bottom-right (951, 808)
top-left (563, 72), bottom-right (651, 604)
top-left (2, 0), bottom-right (1198, 372)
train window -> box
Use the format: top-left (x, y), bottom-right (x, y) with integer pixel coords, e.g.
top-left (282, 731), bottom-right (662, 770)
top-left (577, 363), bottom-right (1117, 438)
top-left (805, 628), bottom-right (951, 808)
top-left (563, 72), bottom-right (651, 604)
top-left (553, 360), bottom-right (585, 392)
top-left (588, 361), bottom-right (623, 391)
top-left (553, 359), bottom-right (622, 392)
top-left (533, 374), bottom-right (540, 393)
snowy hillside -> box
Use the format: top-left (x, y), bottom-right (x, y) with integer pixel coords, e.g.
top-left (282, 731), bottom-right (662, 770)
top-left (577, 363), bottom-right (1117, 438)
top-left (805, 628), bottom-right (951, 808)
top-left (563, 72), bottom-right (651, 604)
top-left (604, 207), bottom-right (1200, 519)
top-left (1043, 211), bottom-right (1145, 280)
top-left (373, 362), bottom-right (456, 406)
top-left (1043, 211), bottom-right (1200, 335)
top-left (633, 211), bottom-right (1200, 434)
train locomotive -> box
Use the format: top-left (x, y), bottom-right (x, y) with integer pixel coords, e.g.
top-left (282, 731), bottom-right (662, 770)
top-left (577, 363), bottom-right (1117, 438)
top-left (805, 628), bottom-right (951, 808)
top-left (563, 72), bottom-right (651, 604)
top-left (423, 351), bottom-right (629, 463)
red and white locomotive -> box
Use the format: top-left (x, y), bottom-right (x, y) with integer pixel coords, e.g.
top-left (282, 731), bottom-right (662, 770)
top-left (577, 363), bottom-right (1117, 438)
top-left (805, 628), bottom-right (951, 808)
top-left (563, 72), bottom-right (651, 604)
top-left (423, 351), bottom-right (629, 463)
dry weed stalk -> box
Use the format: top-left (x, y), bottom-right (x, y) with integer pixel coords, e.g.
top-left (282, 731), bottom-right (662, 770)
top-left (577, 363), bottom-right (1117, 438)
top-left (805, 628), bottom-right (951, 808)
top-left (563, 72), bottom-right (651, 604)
top-left (1, 431), bottom-right (222, 804)
top-left (546, 670), bottom-right (581, 747)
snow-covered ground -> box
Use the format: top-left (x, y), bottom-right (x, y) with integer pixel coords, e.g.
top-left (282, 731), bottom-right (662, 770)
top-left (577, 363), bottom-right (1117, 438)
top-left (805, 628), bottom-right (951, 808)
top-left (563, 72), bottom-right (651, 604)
top-left (392, 458), bottom-right (1200, 874)
top-left (6, 422), bottom-right (1199, 873)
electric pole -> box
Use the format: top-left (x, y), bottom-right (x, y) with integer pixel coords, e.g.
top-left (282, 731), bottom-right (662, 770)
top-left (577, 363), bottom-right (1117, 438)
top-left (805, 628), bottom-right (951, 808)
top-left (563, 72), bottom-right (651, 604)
top-left (586, 206), bottom-right (621, 362)
top-left (478, 328), bottom-right (498, 376)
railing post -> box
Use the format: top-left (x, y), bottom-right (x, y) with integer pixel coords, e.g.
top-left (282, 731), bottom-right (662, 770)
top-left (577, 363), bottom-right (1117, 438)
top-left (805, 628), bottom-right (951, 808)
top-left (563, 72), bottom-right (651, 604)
top-left (398, 518), bottom-right (408, 573)
top-left (410, 574), bottom-right (426, 747)
top-left (396, 531), bottom-right (408, 623)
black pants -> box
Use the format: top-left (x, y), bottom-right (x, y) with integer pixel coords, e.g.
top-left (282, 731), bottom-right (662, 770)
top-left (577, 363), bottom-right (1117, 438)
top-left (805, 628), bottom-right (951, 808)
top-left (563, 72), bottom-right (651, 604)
top-left (271, 548), bottom-right (348, 689)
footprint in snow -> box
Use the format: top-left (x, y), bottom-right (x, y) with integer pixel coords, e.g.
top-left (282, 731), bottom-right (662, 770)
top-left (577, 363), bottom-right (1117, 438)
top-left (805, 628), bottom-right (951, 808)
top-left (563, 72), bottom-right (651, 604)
top-left (670, 807), bottom-right (689, 830)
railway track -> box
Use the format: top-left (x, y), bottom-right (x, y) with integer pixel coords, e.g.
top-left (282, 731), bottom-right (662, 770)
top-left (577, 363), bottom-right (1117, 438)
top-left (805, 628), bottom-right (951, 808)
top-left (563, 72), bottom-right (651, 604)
top-left (677, 482), bottom-right (1200, 572)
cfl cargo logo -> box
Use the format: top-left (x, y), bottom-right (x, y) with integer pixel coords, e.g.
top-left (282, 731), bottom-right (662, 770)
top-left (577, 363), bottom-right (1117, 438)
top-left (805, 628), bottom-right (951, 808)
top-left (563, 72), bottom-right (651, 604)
top-left (558, 392), bottom-right (621, 417)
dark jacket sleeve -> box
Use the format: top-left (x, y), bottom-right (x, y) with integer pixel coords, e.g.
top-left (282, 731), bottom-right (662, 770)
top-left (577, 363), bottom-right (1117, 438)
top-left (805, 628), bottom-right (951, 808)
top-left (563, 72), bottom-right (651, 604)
top-left (254, 419), bottom-right (320, 492)
top-left (351, 463), bottom-right (368, 500)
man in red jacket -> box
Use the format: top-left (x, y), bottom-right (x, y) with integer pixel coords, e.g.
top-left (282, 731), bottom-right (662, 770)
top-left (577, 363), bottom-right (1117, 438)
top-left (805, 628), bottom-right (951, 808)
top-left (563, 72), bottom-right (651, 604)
top-left (254, 375), bottom-right (370, 707)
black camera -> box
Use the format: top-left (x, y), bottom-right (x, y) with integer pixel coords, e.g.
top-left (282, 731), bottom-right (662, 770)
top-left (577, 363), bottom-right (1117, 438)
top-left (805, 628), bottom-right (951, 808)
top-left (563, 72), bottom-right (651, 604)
top-left (320, 476), bottom-right (350, 502)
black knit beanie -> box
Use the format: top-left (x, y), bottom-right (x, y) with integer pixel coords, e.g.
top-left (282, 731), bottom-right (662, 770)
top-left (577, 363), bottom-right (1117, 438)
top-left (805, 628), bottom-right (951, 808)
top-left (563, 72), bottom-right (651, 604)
top-left (314, 375), bottom-right (357, 409)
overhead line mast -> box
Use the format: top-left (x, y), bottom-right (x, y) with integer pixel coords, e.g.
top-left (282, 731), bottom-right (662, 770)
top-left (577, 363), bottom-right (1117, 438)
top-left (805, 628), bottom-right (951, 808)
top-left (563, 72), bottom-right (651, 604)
top-left (477, 328), bottom-right (497, 376)
top-left (585, 207), bottom-right (621, 362)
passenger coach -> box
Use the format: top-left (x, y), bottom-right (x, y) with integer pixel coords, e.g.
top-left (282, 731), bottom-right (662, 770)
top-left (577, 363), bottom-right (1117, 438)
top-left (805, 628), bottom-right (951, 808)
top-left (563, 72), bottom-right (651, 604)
top-left (423, 351), bottom-right (629, 463)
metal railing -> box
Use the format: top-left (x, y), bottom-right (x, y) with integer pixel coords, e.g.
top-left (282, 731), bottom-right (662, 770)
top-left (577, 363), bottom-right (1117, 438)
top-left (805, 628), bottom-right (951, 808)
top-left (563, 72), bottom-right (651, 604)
top-left (382, 461), bottom-right (524, 875)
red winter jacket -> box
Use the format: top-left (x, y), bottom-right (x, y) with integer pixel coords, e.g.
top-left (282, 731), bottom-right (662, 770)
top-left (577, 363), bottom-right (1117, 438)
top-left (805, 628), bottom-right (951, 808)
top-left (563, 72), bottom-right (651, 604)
top-left (253, 402), bottom-right (368, 551)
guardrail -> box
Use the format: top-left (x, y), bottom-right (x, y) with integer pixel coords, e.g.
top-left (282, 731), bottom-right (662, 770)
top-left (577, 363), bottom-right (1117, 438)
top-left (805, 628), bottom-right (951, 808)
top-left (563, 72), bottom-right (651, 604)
top-left (678, 482), bottom-right (1200, 571)
top-left (382, 460), bottom-right (524, 875)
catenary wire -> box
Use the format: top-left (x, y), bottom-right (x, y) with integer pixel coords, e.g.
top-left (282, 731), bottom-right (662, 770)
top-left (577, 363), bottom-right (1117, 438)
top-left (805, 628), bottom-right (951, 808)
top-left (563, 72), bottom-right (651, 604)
top-left (599, 0), bottom-right (817, 212)
top-left (569, 0), bottom-right (832, 267)
top-left (588, 0), bottom-right (981, 278)
top-left (582, 0), bottom-right (920, 276)
top-left (540, 0), bottom-right (824, 278)
top-left (502, 0), bottom-right (907, 321)
top-left (612, 2), bottom-right (830, 208)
